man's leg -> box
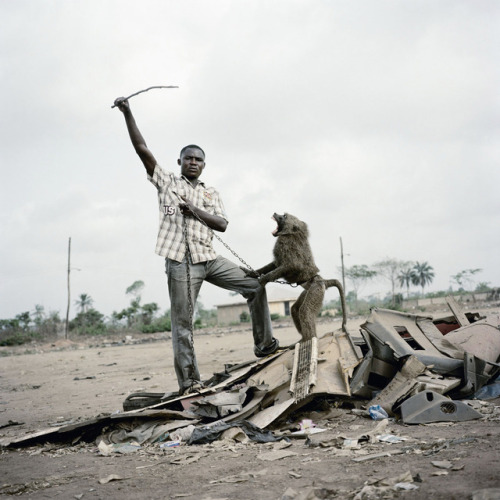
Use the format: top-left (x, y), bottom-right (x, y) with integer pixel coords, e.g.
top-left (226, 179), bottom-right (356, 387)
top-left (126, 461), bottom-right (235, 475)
top-left (205, 256), bottom-right (278, 356)
top-left (165, 257), bottom-right (205, 392)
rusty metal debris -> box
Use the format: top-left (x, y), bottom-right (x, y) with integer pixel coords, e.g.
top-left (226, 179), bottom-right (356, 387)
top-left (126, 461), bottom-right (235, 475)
top-left (290, 338), bottom-right (318, 401)
top-left (2, 296), bottom-right (499, 449)
top-left (351, 297), bottom-right (500, 402)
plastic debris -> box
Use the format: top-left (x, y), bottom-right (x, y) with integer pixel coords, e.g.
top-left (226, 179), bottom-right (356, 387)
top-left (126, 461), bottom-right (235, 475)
top-left (188, 420), bottom-right (280, 445)
top-left (299, 419), bottom-right (315, 431)
top-left (394, 482), bottom-right (419, 490)
top-left (474, 375), bottom-right (500, 400)
top-left (160, 440), bottom-right (181, 448)
top-left (377, 434), bottom-right (408, 444)
top-left (368, 405), bottom-right (388, 420)
top-left (401, 391), bottom-right (482, 424)
top-left (98, 474), bottom-right (127, 484)
top-left (431, 460), bottom-right (453, 469)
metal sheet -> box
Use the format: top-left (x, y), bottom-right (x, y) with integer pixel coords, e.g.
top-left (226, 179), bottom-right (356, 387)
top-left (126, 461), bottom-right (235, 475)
top-left (361, 308), bottom-right (464, 376)
top-left (311, 331), bottom-right (362, 396)
top-left (446, 295), bottom-right (471, 327)
top-left (445, 323), bottom-right (500, 364)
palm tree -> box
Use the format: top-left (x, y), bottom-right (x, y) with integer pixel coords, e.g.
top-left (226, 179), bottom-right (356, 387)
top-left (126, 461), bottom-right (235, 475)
top-left (397, 268), bottom-right (414, 299)
top-left (75, 293), bottom-right (93, 314)
top-left (411, 262), bottom-right (435, 297)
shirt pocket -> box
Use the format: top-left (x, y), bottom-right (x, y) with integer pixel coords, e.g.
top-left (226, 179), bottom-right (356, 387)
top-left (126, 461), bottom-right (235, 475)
top-left (202, 199), bottom-right (216, 214)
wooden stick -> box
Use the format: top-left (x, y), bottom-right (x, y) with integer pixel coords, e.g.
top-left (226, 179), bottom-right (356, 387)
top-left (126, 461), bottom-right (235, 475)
top-left (111, 85), bottom-right (179, 108)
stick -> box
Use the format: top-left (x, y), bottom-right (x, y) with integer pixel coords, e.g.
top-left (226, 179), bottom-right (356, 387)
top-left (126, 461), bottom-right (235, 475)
top-left (111, 85), bottom-right (179, 108)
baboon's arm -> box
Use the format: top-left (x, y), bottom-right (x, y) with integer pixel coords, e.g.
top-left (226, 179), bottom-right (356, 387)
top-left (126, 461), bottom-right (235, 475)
top-left (241, 262), bottom-right (276, 279)
top-left (259, 265), bottom-right (298, 285)
top-left (255, 262), bottom-right (277, 276)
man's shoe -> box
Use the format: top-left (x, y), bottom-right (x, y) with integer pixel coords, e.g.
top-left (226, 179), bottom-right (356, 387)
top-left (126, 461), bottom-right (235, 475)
top-left (254, 338), bottom-right (280, 358)
top-left (181, 382), bottom-right (204, 395)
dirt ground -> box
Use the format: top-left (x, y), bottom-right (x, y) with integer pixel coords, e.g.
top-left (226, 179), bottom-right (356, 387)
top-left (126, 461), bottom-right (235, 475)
top-left (1, 310), bottom-right (500, 500)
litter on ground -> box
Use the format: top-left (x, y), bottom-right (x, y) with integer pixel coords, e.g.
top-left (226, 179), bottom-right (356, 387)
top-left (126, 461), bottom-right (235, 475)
top-left (2, 296), bottom-right (499, 451)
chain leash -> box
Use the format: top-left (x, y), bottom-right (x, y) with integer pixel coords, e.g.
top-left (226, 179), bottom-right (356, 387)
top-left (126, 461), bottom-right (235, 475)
top-left (188, 208), bottom-right (298, 287)
top-left (180, 206), bottom-right (301, 391)
top-left (209, 229), bottom-right (257, 274)
top-left (203, 216), bottom-right (299, 287)
top-left (180, 206), bottom-right (298, 383)
top-left (186, 208), bottom-right (258, 274)
top-left (182, 215), bottom-right (198, 388)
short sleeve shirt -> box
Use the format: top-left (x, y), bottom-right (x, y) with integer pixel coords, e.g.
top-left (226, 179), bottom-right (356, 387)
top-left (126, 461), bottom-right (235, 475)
top-left (148, 164), bottom-right (228, 263)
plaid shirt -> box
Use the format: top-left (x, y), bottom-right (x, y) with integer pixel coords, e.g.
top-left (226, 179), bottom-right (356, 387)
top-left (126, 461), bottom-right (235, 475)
top-left (148, 164), bottom-right (228, 263)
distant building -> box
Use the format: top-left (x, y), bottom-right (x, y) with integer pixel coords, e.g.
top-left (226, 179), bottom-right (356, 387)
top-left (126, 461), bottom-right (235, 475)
top-left (216, 287), bottom-right (302, 325)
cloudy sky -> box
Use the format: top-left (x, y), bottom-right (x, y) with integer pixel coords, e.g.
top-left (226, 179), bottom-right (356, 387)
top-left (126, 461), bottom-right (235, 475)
top-left (1, 0), bottom-right (499, 320)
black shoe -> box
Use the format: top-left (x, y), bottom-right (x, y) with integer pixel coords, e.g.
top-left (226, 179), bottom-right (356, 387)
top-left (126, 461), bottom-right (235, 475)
top-left (254, 338), bottom-right (280, 358)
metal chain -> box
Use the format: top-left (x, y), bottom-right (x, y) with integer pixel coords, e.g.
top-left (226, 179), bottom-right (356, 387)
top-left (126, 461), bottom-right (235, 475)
top-left (209, 229), bottom-right (257, 274)
top-left (177, 193), bottom-right (299, 393)
top-left (182, 215), bottom-right (198, 388)
top-left (186, 207), bottom-right (258, 274)
top-left (211, 226), bottom-right (299, 287)
top-left (186, 207), bottom-right (298, 288)
top-left (275, 279), bottom-right (299, 287)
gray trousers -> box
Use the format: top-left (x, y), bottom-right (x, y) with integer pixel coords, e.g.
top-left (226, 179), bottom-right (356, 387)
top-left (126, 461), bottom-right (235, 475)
top-left (165, 255), bottom-right (274, 392)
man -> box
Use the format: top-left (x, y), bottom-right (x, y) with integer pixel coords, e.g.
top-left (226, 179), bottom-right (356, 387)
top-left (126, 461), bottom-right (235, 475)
top-left (114, 97), bottom-right (279, 395)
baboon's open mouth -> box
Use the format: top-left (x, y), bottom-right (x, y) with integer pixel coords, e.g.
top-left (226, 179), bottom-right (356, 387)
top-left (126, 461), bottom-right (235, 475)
top-left (272, 213), bottom-right (285, 236)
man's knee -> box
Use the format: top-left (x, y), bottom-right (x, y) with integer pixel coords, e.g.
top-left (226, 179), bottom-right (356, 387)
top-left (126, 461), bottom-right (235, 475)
top-left (241, 281), bottom-right (266, 302)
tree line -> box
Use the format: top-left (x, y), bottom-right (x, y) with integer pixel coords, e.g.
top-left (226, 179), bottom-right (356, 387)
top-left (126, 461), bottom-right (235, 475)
top-left (0, 280), bottom-right (216, 346)
top-left (1, 264), bottom-right (492, 346)
top-left (342, 259), bottom-right (487, 309)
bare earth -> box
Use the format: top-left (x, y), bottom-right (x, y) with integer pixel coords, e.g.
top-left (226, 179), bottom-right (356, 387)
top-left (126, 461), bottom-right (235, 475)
top-left (1, 311), bottom-right (500, 500)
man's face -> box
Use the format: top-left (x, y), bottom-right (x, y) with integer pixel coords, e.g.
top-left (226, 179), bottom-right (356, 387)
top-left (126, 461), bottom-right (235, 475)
top-left (178, 147), bottom-right (205, 180)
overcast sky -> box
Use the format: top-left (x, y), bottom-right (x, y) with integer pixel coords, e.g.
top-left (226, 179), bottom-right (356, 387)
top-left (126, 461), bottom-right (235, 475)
top-left (1, 0), bottom-right (499, 320)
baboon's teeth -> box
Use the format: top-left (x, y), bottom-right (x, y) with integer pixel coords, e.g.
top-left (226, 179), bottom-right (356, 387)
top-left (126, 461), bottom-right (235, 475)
top-left (271, 215), bottom-right (278, 235)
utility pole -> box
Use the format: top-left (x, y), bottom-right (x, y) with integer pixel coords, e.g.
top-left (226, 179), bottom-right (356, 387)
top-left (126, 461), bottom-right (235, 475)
top-left (65, 237), bottom-right (71, 339)
top-left (340, 236), bottom-right (346, 294)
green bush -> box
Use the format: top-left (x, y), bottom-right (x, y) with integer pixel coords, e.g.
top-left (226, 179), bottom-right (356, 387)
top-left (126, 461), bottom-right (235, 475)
top-left (69, 308), bottom-right (107, 336)
top-left (239, 311), bottom-right (250, 323)
top-left (0, 330), bottom-right (43, 346)
top-left (140, 317), bottom-right (172, 333)
top-left (0, 332), bottom-right (32, 346)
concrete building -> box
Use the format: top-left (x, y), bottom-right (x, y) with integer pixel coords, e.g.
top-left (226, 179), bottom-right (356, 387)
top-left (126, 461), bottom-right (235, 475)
top-left (216, 288), bottom-right (302, 325)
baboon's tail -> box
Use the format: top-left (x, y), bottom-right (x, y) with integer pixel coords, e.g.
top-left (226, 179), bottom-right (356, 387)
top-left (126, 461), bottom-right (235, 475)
top-left (323, 279), bottom-right (347, 332)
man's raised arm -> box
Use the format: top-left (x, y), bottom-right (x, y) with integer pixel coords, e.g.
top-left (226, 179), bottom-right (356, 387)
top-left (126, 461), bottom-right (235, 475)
top-left (114, 97), bottom-right (157, 176)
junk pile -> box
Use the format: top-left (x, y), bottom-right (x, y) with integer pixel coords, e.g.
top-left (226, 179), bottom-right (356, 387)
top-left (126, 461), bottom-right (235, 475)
top-left (3, 296), bottom-right (500, 449)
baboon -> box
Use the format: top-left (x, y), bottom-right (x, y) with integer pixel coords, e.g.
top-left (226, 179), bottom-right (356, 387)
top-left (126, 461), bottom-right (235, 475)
top-left (244, 213), bottom-right (347, 342)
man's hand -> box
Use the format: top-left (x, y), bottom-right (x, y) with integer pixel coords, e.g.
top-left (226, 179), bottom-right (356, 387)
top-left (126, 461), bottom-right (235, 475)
top-left (113, 97), bottom-right (130, 113)
top-left (178, 195), bottom-right (197, 217)
top-left (177, 194), bottom-right (228, 232)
